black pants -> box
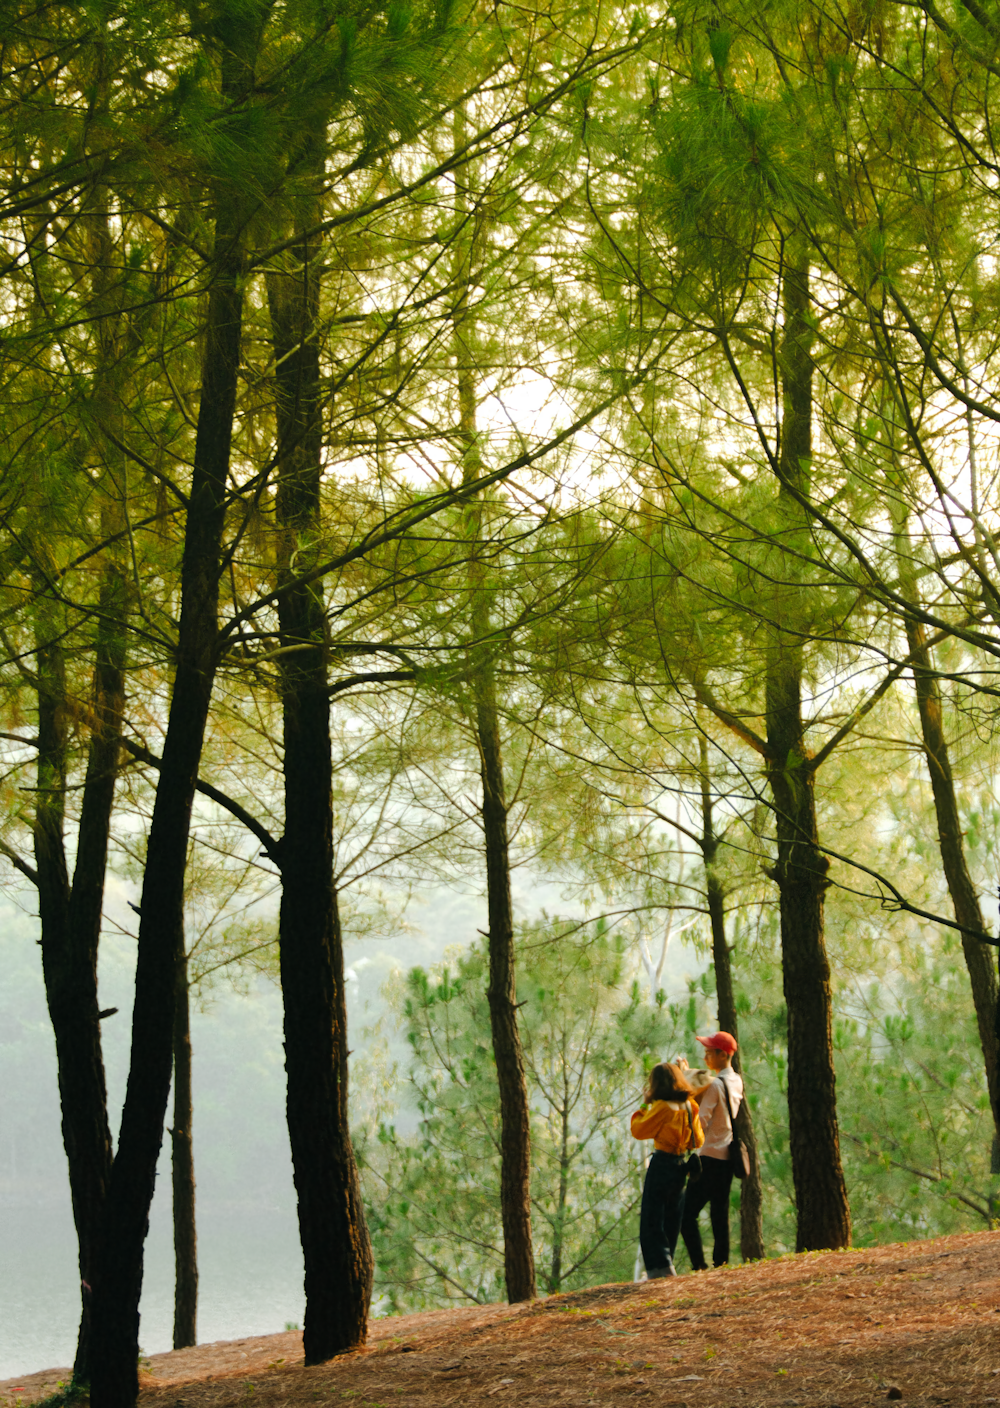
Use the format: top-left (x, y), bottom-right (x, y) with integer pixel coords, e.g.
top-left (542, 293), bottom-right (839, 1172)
top-left (639, 1150), bottom-right (688, 1274)
top-left (681, 1153), bottom-right (734, 1269)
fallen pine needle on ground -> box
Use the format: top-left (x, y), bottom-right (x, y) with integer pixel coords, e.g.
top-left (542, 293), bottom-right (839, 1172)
top-left (5, 1229), bottom-right (1000, 1408)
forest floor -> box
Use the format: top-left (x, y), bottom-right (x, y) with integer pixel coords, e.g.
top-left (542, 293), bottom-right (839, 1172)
top-left (5, 1229), bottom-right (1000, 1408)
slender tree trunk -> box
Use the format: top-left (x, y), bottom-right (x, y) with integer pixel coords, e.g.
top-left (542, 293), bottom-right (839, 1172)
top-left (67, 563), bottom-right (127, 1379)
top-left (27, 138), bottom-right (127, 1382)
top-left (267, 155), bottom-right (373, 1361)
top-left (453, 113), bottom-right (535, 1304)
top-left (33, 615), bottom-right (110, 1382)
top-left (905, 618), bottom-right (1000, 1168)
top-left (548, 1098), bottom-right (570, 1293)
top-left (172, 948), bottom-right (197, 1349)
top-left (34, 550), bottom-right (124, 1381)
top-left (88, 27), bottom-right (257, 1404)
top-left (766, 246), bottom-right (851, 1252)
top-left (885, 424), bottom-right (1000, 1170)
top-left (698, 739), bottom-right (764, 1261)
top-left (475, 672), bottom-right (536, 1301)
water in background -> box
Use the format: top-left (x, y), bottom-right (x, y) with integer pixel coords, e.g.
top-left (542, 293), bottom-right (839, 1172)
top-left (0, 872), bottom-right (695, 1379)
top-left (0, 1197), bottom-right (306, 1379)
top-left (0, 885), bottom-right (490, 1379)
top-left (0, 895), bottom-right (310, 1378)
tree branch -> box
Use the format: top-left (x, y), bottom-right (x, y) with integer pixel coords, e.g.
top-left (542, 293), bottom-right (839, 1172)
top-left (328, 669), bottom-right (416, 699)
top-left (809, 661), bottom-right (909, 771)
top-left (692, 678), bottom-right (772, 760)
top-left (844, 1133), bottom-right (991, 1221)
top-left (119, 738), bottom-right (281, 864)
top-left (219, 370), bottom-right (655, 646)
top-left (0, 837), bottom-right (38, 887)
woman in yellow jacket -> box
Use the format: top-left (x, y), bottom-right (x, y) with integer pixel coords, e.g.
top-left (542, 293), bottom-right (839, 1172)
top-left (631, 1062), bottom-right (704, 1278)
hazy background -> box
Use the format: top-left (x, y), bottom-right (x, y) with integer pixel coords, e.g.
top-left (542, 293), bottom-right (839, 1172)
top-left (0, 882), bottom-right (478, 1378)
top-left (0, 873), bottom-right (703, 1379)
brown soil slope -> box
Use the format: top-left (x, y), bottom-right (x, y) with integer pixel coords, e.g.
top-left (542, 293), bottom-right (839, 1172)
top-left (6, 1230), bottom-right (1000, 1408)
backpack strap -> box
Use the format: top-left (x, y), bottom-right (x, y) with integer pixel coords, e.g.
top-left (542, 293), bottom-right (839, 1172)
top-left (684, 1098), bottom-right (698, 1150)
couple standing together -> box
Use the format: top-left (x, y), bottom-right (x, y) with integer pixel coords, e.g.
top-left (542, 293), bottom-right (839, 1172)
top-left (630, 1031), bottom-right (743, 1279)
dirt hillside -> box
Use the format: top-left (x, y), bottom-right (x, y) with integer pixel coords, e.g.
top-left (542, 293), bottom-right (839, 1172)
top-left (5, 1229), bottom-right (1000, 1408)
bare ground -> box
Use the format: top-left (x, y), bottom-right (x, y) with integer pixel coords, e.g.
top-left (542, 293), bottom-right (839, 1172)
top-left (6, 1229), bottom-right (1000, 1408)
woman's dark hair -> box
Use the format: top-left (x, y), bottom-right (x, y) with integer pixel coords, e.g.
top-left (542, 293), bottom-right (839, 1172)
top-left (644, 1061), bottom-right (694, 1105)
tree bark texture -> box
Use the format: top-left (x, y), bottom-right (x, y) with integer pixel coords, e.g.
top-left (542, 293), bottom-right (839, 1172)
top-left (767, 247), bottom-right (851, 1252)
top-left (905, 617), bottom-right (1000, 1165)
top-left (30, 143), bottom-right (131, 1383)
top-left (452, 154), bottom-right (535, 1299)
top-left (268, 183), bottom-right (373, 1362)
top-left (88, 26), bottom-right (255, 1404)
top-left (172, 951), bottom-right (197, 1350)
top-left (698, 744), bottom-right (764, 1261)
top-left (477, 677), bottom-right (536, 1302)
top-left (34, 556), bottom-right (125, 1380)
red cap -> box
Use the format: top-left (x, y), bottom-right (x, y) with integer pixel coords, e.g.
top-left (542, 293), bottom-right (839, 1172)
top-left (696, 1031), bottom-right (737, 1054)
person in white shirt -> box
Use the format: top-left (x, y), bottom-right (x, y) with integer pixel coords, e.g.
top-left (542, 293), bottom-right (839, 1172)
top-left (680, 1031), bottom-right (744, 1270)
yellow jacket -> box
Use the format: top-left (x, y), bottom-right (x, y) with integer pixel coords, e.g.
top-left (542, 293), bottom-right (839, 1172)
top-left (630, 1099), bottom-right (705, 1155)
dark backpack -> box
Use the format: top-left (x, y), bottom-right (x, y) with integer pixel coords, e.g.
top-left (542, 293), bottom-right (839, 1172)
top-left (720, 1077), bottom-right (751, 1181)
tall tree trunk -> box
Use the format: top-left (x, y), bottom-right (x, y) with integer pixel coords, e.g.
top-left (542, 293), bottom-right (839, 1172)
top-left (884, 417), bottom-right (1000, 1171)
top-left (34, 541), bottom-right (125, 1381)
top-left (766, 245), bottom-right (851, 1252)
top-left (26, 126), bottom-right (127, 1380)
top-left (698, 738), bottom-right (764, 1261)
top-left (172, 947), bottom-right (197, 1349)
top-left (476, 674), bottom-right (536, 1301)
top-left (905, 618), bottom-right (1000, 1168)
top-left (34, 608), bottom-right (112, 1383)
top-left (66, 562), bottom-right (127, 1378)
top-left (453, 127), bottom-right (535, 1301)
top-left (267, 151), bottom-right (373, 1361)
top-left (88, 22), bottom-right (257, 1404)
